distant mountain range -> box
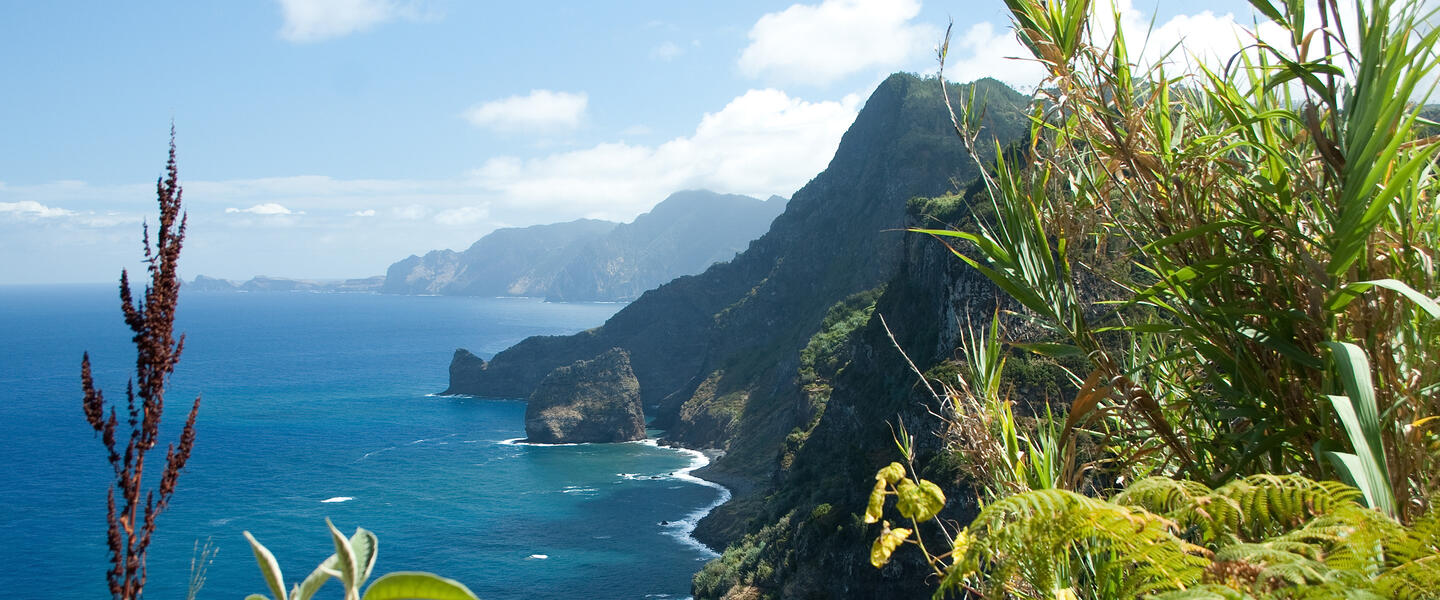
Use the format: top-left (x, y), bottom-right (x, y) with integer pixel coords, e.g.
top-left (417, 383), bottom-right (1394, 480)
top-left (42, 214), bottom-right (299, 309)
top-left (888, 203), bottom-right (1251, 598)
top-left (381, 190), bottom-right (784, 302)
top-left (185, 274), bottom-right (384, 293)
top-left (189, 190), bottom-right (783, 301)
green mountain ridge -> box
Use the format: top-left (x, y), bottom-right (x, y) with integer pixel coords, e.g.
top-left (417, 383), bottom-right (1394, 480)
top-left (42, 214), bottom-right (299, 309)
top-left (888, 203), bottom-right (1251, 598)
top-left (443, 72), bottom-right (1031, 596)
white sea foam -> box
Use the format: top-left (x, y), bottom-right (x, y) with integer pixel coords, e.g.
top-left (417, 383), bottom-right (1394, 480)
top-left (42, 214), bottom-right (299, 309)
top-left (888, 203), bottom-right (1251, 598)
top-left (560, 485), bottom-right (598, 496)
top-left (321, 496), bottom-right (354, 503)
top-left (526, 554), bottom-right (549, 560)
top-left (356, 446), bottom-right (397, 462)
top-left (499, 437), bottom-right (589, 447)
top-left (642, 439), bottom-right (731, 558)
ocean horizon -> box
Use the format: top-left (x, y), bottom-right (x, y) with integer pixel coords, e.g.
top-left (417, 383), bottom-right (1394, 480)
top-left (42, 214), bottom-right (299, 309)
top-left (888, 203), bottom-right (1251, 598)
top-left (0, 284), bottom-right (725, 599)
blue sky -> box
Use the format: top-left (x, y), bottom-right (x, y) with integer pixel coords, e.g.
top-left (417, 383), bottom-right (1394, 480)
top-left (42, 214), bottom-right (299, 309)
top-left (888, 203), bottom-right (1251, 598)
top-left (1, 0), bottom-right (1293, 283)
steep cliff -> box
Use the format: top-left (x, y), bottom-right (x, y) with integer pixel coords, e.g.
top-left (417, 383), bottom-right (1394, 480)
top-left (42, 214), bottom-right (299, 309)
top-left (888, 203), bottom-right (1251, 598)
top-left (524, 348), bottom-right (645, 444)
top-left (691, 185), bottom-right (1009, 598)
top-left (442, 349), bottom-right (488, 396)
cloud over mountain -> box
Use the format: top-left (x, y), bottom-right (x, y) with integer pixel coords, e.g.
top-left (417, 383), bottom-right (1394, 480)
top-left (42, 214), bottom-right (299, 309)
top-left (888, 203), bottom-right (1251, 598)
top-left (464, 90), bottom-right (589, 133)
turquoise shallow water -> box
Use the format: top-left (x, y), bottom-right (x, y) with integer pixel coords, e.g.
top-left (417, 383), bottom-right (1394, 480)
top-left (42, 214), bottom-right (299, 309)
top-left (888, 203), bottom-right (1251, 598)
top-left (0, 285), bottom-right (723, 599)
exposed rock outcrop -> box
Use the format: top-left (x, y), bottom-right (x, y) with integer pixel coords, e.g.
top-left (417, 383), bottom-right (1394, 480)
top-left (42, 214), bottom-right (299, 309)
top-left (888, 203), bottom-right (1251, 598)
top-left (441, 349), bottom-right (488, 396)
top-left (524, 348), bottom-right (644, 444)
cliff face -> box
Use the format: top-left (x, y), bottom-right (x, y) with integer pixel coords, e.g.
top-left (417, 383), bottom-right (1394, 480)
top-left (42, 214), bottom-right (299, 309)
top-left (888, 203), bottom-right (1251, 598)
top-left (442, 349), bottom-right (488, 396)
top-left (691, 187), bottom-right (1009, 598)
top-left (524, 348), bottom-right (645, 444)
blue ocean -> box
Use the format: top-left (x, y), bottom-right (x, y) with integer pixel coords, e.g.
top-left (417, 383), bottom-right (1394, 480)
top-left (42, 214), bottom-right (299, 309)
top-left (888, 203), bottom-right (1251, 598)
top-left (0, 285), bottom-right (726, 599)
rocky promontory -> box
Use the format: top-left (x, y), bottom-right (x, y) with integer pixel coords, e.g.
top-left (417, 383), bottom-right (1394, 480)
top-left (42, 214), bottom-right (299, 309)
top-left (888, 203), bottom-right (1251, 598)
top-left (524, 348), bottom-right (645, 444)
top-left (441, 349), bottom-right (489, 396)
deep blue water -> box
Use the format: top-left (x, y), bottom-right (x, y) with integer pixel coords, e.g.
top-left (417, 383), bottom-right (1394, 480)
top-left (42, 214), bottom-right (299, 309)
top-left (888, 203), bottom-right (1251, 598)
top-left (0, 285), bottom-right (724, 599)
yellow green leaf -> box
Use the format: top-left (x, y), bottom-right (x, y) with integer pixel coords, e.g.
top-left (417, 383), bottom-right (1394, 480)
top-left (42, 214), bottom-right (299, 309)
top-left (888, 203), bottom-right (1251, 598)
top-left (895, 479), bottom-right (946, 522)
top-left (869, 524), bottom-right (912, 568)
top-left (865, 479), bottom-right (887, 524)
top-left (876, 462), bottom-right (906, 485)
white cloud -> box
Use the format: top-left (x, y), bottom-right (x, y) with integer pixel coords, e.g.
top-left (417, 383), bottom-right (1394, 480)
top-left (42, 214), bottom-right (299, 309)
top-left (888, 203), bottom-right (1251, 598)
top-left (433, 205), bottom-right (490, 226)
top-left (463, 90), bottom-right (588, 133)
top-left (276, 0), bottom-right (423, 42)
top-left (936, 21), bottom-right (1049, 92)
top-left (469, 89), bottom-right (862, 221)
top-left (739, 0), bottom-right (938, 86)
top-left (392, 204), bottom-right (429, 220)
top-left (350, 209), bottom-right (376, 217)
top-left (651, 41), bottom-right (684, 61)
top-left (226, 203), bottom-right (301, 215)
top-left (0, 200), bottom-right (77, 219)
top-left (620, 125), bottom-right (653, 137)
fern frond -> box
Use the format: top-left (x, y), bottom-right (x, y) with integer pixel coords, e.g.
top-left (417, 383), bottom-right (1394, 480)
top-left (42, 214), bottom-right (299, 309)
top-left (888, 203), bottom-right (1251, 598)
top-left (958, 489), bottom-right (1208, 597)
top-left (1147, 584), bottom-right (1250, 600)
top-left (1210, 475), bottom-right (1360, 541)
top-left (1113, 476), bottom-right (1213, 513)
top-left (1375, 555), bottom-right (1440, 600)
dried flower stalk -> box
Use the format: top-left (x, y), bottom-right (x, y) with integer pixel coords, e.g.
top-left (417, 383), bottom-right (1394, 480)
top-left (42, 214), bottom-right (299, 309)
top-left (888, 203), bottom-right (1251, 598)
top-left (81, 128), bottom-right (200, 600)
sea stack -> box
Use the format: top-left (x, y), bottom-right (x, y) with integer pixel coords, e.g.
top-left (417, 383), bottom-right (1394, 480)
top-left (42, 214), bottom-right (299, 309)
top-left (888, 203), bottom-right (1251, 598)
top-left (525, 348), bottom-right (644, 443)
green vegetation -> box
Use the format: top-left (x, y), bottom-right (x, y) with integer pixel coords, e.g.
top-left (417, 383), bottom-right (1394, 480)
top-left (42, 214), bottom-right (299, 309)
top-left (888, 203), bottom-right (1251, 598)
top-left (865, 0), bottom-right (1440, 596)
top-left (878, 466), bottom-right (1440, 598)
top-left (799, 287), bottom-right (883, 386)
top-left (243, 520), bottom-right (479, 600)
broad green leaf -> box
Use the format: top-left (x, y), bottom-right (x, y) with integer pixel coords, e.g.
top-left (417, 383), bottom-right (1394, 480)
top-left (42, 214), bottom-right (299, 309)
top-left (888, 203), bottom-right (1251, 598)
top-left (1325, 392), bottom-right (1393, 515)
top-left (876, 462), bottom-right (906, 485)
top-left (1322, 450), bottom-right (1375, 508)
top-left (362, 572), bottom-right (480, 600)
top-left (865, 479), bottom-right (887, 524)
top-left (243, 531), bottom-right (287, 600)
top-left (1323, 343), bottom-right (1388, 472)
top-left (895, 479), bottom-right (947, 522)
top-left (1247, 0), bottom-right (1285, 22)
top-left (869, 525), bottom-right (912, 568)
top-left (1326, 278), bottom-right (1440, 318)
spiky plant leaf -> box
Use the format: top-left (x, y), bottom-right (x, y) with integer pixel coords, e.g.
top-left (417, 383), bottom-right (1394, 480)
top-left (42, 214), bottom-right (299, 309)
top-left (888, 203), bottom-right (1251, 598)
top-left (243, 531), bottom-right (286, 600)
